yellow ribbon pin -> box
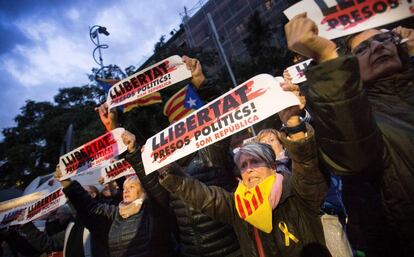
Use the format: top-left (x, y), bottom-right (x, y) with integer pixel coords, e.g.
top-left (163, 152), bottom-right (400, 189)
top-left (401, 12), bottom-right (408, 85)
top-left (278, 221), bottom-right (299, 247)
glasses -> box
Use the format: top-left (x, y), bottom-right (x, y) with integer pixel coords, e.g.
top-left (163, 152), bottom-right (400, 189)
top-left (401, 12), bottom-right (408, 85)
top-left (352, 31), bottom-right (401, 56)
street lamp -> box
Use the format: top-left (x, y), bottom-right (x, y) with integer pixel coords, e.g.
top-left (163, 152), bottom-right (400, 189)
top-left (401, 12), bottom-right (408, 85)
top-left (89, 25), bottom-right (110, 68)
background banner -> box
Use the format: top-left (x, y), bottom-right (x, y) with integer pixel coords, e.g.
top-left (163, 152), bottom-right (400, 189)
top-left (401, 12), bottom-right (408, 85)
top-left (284, 0), bottom-right (414, 39)
top-left (58, 128), bottom-right (127, 180)
top-left (101, 159), bottom-right (136, 184)
top-left (107, 55), bottom-right (192, 110)
top-left (286, 59), bottom-right (313, 84)
top-left (0, 188), bottom-right (66, 228)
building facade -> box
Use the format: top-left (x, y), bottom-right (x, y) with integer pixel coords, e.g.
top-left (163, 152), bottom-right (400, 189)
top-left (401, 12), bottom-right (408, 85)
top-left (140, 0), bottom-right (297, 69)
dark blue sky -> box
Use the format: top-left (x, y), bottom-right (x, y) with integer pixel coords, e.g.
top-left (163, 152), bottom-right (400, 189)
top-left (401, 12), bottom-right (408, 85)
top-left (0, 0), bottom-right (198, 140)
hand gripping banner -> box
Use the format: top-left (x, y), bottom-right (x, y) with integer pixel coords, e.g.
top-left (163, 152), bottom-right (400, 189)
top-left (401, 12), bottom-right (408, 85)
top-left (284, 0), bottom-right (414, 40)
top-left (141, 74), bottom-right (300, 174)
top-left (101, 159), bottom-right (136, 184)
top-left (107, 55), bottom-right (192, 110)
top-left (58, 128), bottom-right (127, 180)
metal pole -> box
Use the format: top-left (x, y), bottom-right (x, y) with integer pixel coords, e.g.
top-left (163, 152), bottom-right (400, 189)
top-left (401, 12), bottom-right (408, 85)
top-left (207, 13), bottom-right (237, 88)
top-left (207, 13), bottom-right (256, 136)
top-left (182, 7), bottom-right (196, 48)
top-left (96, 33), bottom-right (104, 69)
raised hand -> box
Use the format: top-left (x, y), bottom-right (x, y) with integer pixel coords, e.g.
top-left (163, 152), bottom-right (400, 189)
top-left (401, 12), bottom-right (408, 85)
top-left (278, 83), bottom-right (305, 125)
top-left (182, 55), bottom-right (205, 89)
top-left (121, 130), bottom-right (137, 153)
top-left (393, 26), bottom-right (414, 56)
top-left (94, 102), bottom-right (118, 131)
top-left (285, 12), bottom-right (338, 63)
top-left (54, 165), bottom-right (72, 188)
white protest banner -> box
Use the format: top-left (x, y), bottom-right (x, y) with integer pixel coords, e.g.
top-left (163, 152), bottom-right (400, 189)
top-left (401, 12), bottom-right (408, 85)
top-left (15, 188), bottom-right (67, 226)
top-left (286, 59), bottom-right (313, 84)
top-left (58, 128), bottom-right (127, 180)
top-left (101, 159), bottom-right (136, 184)
top-left (72, 164), bottom-right (107, 186)
top-left (0, 206), bottom-right (26, 228)
top-left (0, 188), bottom-right (66, 228)
top-left (0, 191), bottom-right (47, 212)
top-left (284, 0), bottom-right (414, 40)
top-left (142, 74), bottom-right (300, 174)
top-left (107, 55), bottom-right (192, 110)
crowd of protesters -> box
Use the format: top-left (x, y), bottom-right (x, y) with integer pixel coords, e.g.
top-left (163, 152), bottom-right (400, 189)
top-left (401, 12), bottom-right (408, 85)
top-left (1, 12), bottom-right (413, 257)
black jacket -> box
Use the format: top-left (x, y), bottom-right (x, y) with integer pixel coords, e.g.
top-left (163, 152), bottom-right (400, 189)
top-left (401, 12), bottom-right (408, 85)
top-left (305, 56), bottom-right (414, 256)
top-left (63, 180), bottom-right (173, 257)
top-left (159, 127), bottom-right (329, 257)
top-left (20, 221), bottom-right (90, 257)
top-left (126, 139), bottom-right (241, 257)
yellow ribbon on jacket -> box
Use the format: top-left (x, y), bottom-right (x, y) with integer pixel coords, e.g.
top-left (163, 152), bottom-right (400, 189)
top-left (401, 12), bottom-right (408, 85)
top-left (234, 174), bottom-right (276, 233)
top-left (278, 221), bottom-right (299, 246)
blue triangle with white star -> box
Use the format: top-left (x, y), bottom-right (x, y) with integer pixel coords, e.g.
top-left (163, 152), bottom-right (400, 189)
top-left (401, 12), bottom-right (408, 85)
top-left (184, 84), bottom-right (204, 110)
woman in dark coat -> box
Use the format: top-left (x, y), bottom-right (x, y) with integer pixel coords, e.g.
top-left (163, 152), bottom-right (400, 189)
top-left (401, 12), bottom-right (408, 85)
top-left (55, 166), bottom-right (174, 257)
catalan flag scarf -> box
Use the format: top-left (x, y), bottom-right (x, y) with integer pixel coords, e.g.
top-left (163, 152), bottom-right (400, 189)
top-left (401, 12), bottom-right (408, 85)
top-left (234, 173), bottom-right (283, 233)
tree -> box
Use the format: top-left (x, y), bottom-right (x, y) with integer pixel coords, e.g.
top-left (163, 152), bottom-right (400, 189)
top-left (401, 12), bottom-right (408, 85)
top-left (243, 11), bottom-right (293, 76)
top-left (0, 85), bottom-right (105, 189)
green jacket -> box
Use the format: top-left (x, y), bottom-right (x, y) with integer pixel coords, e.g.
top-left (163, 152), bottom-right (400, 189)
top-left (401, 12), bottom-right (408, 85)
top-left (305, 56), bottom-right (414, 255)
top-left (160, 127), bottom-right (329, 257)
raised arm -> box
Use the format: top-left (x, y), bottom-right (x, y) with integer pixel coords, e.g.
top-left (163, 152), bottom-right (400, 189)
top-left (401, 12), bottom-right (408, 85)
top-left (279, 125), bottom-right (328, 209)
top-left (305, 57), bottom-right (383, 175)
top-left (158, 163), bottom-right (235, 225)
top-left (55, 167), bottom-right (116, 222)
top-left (284, 12), bottom-right (383, 175)
top-left (122, 130), bottom-right (170, 209)
top-left (19, 222), bottom-right (64, 253)
top-left (277, 74), bottom-right (328, 210)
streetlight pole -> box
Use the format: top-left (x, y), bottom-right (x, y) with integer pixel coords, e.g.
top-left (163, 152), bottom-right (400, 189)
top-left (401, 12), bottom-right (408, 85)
top-left (89, 25), bottom-right (110, 70)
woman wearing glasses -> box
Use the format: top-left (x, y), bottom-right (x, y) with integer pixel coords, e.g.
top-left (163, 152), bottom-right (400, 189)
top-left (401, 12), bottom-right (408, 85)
top-left (285, 13), bottom-right (414, 257)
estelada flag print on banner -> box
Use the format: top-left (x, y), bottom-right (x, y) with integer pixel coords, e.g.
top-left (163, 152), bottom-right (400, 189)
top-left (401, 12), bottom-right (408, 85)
top-left (107, 55), bottom-right (192, 110)
top-left (58, 128), bottom-right (127, 180)
top-left (141, 74), bottom-right (300, 175)
top-left (163, 84), bottom-right (205, 123)
top-left (284, 0), bottom-right (414, 40)
top-left (101, 159), bottom-right (136, 184)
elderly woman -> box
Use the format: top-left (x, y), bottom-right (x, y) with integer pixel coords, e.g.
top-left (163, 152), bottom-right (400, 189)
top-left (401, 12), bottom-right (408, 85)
top-left (153, 103), bottom-right (329, 256)
top-left (55, 166), bottom-right (173, 257)
top-left (256, 128), bottom-right (291, 175)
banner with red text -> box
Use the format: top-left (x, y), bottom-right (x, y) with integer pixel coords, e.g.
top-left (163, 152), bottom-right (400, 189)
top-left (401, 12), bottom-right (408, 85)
top-left (17, 188), bottom-right (66, 225)
top-left (58, 128), bottom-right (127, 180)
top-left (101, 159), bottom-right (136, 184)
top-left (141, 74), bottom-right (300, 174)
top-left (286, 59), bottom-right (313, 84)
top-left (284, 0), bottom-right (414, 39)
top-left (0, 188), bottom-right (66, 228)
top-left (107, 55), bottom-right (192, 110)
top-left (0, 191), bottom-right (47, 213)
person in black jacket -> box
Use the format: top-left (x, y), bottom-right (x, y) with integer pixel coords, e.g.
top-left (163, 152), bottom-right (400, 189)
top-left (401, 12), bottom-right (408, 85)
top-left (149, 105), bottom-right (330, 257)
top-left (117, 56), bottom-right (241, 257)
top-left (285, 13), bottom-right (414, 257)
top-left (55, 166), bottom-right (174, 257)
top-left (123, 130), bottom-right (242, 257)
top-left (18, 188), bottom-right (109, 257)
